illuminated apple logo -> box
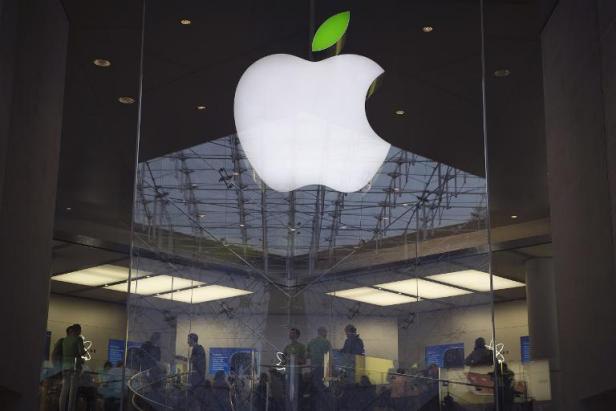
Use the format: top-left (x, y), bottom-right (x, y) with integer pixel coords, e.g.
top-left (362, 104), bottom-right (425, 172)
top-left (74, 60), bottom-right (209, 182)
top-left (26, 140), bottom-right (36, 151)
top-left (233, 11), bottom-right (390, 193)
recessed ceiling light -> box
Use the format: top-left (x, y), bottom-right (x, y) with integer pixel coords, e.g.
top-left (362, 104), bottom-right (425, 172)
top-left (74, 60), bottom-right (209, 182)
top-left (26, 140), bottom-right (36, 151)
top-left (494, 69), bottom-right (511, 78)
top-left (395, 109), bottom-right (405, 115)
top-left (198, 213), bottom-right (206, 218)
top-left (427, 270), bottom-right (525, 292)
top-left (118, 96), bottom-right (135, 104)
top-left (239, 223), bottom-right (245, 227)
top-left (158, 285), bottom-right (252, 304)
top-left (327, 287), bottom-right (417, 306)
top-left (196, 105), bottom-right (206, 110)
top-left (66, 207), bottom-right (72, 211)
top-left (106, 275), bottom-right (202, 295)
top-left (52, 265), bottom-right (131, 287)
top-left (93, 58), bottom-right (111, 67)
top-left (180, 19), bottom-right (192, 25)
top-left (376, 278), bottom-right (471, 299)
top-left (510, 215), bottom-right (518, 219)
top-left (421, 26), bottom-right (434, 33)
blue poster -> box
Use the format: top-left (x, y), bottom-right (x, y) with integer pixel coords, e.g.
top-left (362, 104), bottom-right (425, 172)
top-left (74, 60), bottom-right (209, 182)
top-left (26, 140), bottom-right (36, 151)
top-left (108, 339), bottom-right (141, 365)
top-left (520, 336), bottom-right (531, 363)
top-left (209, 347), bottom-right (254, 374)
top-left (425, 343), bottom-right (464, 368)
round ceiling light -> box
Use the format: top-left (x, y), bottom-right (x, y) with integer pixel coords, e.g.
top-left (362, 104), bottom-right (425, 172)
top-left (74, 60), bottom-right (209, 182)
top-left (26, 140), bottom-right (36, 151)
top-left (196, 105), bottom-right (206, 110)
top-left (180, 19), bottom-right (192, 25)
top-left (510, 215), bottom-right (518, 219)
top-left (494, 68), bottom-right (511, 78)
top-left (93, 58), bottom-right (111, 67)
top-left (421, 26), bottom-right (434, 33)
top-left (395, 109), bottom-right (405, 116)
top-left (118, 96), bottom-right (135, 104)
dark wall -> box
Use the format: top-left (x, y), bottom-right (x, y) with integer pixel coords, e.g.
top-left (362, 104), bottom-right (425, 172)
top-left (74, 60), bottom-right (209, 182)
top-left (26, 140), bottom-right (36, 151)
top-left (542, 0), bottom-right (616, 409)
top-left (0, 0), bottom-right (68, 408)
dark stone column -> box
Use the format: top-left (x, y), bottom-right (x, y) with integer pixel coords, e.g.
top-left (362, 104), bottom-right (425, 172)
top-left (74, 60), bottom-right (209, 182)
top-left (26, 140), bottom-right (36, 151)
top-left (542, 0), bottom-right (616, 409)
top-left (0, 0), bottom-right (68, 409)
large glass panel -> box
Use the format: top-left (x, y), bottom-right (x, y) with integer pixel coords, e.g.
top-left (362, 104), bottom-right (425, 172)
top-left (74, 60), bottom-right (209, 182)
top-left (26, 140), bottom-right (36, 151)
top-left (125, 1), bottom-right (504, 410)
top-left (484, 1), bottom-right (554, 409)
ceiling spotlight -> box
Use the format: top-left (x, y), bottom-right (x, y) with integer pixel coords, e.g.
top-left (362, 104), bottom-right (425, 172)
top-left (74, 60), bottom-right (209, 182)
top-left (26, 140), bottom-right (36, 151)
top-left (198, 213), bottom-right (206, 218)
top-left (239, 223), bottom-right (245, 227)
top-left (118, 96), bottom-right (135, 104)
top-left (421, 26), bottom-right (434, 33)
top-left (494, 68), bottom-right (511, 78)
top-left (93, 58), bottom-right (111, 67)
top-left (180, 19), bottom-right (192, 25)
top-left (65, 207), bottom-right (72, 211)
top-left (395, 109), bottom-right (405, 116)
top-left (340, 225), bottom-right (347, 229)
top-left (510, 215), bottom-right (518, 219)
top-left (196, 105), bottom-right (206, 110)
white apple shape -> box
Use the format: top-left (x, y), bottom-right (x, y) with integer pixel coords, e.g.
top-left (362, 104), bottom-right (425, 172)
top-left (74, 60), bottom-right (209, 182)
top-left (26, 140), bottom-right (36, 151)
top-left (233, 53), bottom-right (391, 193)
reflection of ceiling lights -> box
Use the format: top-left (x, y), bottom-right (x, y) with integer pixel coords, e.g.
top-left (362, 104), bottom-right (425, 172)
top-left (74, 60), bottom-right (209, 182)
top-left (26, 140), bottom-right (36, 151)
top-left (158, 285), bottom-right (252, 304)
top-left (180, 19), bottom-right (192, 25)
top-left (52, 265), bottom-right (131, 287)
top-left (327, 287), bottom-right (417, 306)
top-left (196, 105), bottom-right (206, 110)
top-left (510, 215), bottom-right (518, 219)
top-left (427, 270), bottom-right (525, 292)
top-left (376, 278), bottom-right (471, 299)
top-left (234, 54), bottom-right (390, 192)
top-left (421, 26), bottom-right (434, 33)
top-left (395, 109), bottom-right (405, 115)
top-left (105, 275), bottom-right (203, 295)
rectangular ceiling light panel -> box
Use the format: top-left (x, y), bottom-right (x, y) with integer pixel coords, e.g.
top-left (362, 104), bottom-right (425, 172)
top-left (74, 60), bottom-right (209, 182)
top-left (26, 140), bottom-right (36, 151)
top-left (376, 278), bottom-right (472, 299)
top-left (427, 270), bottom-right (525, 292)
top-left (105, 275), bottom-right (203, 295)
top-left (52, 265), bottom-right (130, 287)
top-left (157, 285), bottom-right (252, 303)
top-left (327, 287), bottom-right (417, 306)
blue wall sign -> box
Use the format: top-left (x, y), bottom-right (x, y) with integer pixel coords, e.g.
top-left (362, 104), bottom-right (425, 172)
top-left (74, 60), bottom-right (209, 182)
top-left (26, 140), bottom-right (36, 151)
top-left (520, 336), bottom-right (531, 363)
top-left (209, 347), bottom-right (254, 374)
top-left (108, 339), bottom-right (141, 365)
top-left (425, 343), bottom-right (465, 368)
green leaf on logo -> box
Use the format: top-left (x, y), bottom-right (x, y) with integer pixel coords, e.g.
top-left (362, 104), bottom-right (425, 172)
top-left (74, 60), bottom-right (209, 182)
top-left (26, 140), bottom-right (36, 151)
top-left (312, 11), bottom-right (351, 52)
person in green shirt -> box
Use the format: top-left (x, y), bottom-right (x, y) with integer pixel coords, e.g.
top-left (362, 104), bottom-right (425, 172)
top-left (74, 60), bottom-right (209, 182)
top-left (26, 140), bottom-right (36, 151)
top-left (59, 324), bottom-right (86, 411)
top-left (283, 327), bottom-right (306, 366)
top-left (306, 326), bottom-right (331, 367)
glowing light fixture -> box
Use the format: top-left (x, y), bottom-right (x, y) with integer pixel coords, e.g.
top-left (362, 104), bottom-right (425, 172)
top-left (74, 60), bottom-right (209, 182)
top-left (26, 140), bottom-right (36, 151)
top-left (234, 53), bottom-right (390, 193)
top-left (118, 96), bottom-right (135, 104)
top-left (52, 265), bottom-right (131, 287)
top-left (510, 215), bottom-right (518, 219)
top-left (158, 285), bottom-right (252, 304)
top-left (196, 105), bottom-right (206, 110)
top-left (395, 109), bottom-right (405, 115)
top-left (422, 26), bottom-right (434, 33)
top-left (105, 275), bottom-right (203, 295)
top-left (376, 278), bottom-right (471, 299)
top-left (326, 287), bottom-right (416, 306)
top-left (427, 270), bottom-right (524, 292)
top-left (93, 58), bottom-right (111, 67)
top-left (494, 69), bottom-right (511, 78)
top-left (180, 19), bottom-right (192, 25)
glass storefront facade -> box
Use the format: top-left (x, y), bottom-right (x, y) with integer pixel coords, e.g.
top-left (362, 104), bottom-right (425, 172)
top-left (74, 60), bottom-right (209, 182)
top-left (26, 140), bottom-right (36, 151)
top-left (41, 1), bottom-right (555, 410)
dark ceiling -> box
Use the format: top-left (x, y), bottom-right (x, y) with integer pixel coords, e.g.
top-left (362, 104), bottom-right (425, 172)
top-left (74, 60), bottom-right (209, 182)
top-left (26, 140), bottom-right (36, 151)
top-left (54, 0), bottom-right (553, 271)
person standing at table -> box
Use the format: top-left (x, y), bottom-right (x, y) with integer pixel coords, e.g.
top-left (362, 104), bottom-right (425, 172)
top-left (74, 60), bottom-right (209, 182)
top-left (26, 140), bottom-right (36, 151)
top-left (59, 324), bottom-right (86, 411)
top-left (187, 333), bottom-right (206, 409)
top-left (341, 324), bottom-right (364, 355)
